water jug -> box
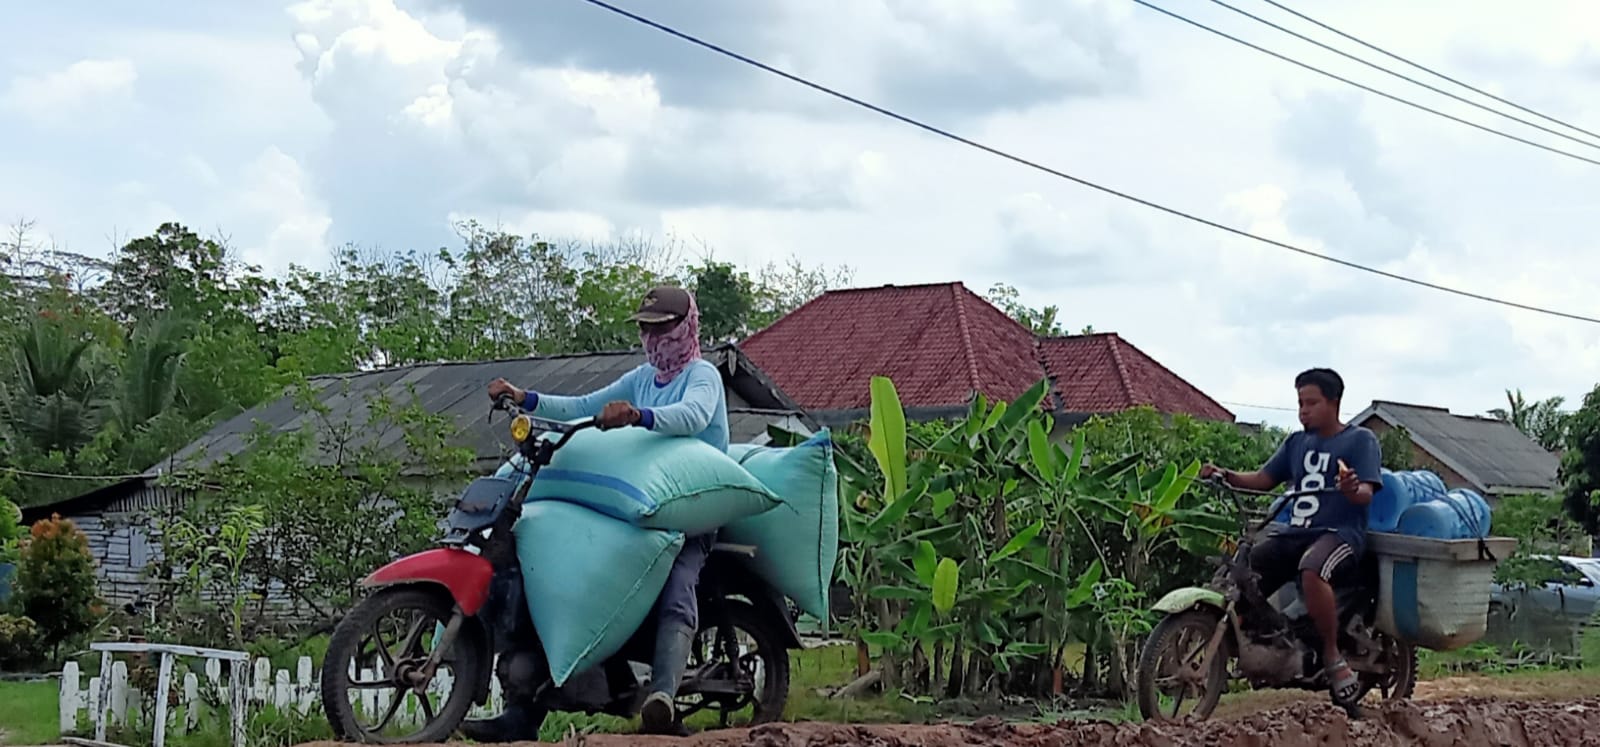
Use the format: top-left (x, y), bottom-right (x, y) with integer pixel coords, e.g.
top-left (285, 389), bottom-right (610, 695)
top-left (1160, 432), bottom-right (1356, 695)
top-left (1394, 488), bottom-right (1491, 539)
top-left (1366, 470), bottom-right (1415, 533)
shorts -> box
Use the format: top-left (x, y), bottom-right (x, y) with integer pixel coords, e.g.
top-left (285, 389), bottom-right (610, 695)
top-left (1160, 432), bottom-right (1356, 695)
top-left (1249, 530), bottom-right (1359, 595)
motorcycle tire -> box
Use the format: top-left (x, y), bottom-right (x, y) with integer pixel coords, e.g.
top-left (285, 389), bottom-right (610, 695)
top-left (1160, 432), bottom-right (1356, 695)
top-left (1357, 634), bottom-right (1417, 702)
top-left (1136, 608), bottom-right (1229, 722)
top-left (704, 599), bottom-right (792, 725)
top-left (320, 586), bottom-right (486, 744)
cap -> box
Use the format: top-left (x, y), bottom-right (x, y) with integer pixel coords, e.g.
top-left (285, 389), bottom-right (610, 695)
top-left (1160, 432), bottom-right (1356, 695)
top-left (630, 285), bottom-right (691, 324)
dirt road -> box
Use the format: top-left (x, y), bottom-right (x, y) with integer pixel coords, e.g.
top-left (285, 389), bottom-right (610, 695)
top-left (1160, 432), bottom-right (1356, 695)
top-left (298, 696), bottom-right (1600, 746)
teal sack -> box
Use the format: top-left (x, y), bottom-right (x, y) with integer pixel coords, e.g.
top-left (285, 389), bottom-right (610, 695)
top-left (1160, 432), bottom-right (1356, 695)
top-left (514, 501), bottom-right (685, 685)
top-left (526, 427), bottom-right (780, 535)
top-left (722, 430), bottom-right (840, 620)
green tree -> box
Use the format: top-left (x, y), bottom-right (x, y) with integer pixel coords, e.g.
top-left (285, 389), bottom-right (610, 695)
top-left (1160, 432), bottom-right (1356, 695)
top-left (1489, 388), bottom-right (1569, 452)
top-left (1378, 426), bottom-right (1418, 471)
top-left (690, 260), bottom-right (757, 342)
top-left (15, 515), bottom-right (101, 659)
top-left (748, 256), bottom-right (854, 331)
top-left (986, 283), bottom-right (1066, 336)
top-left (1559, 384), bottom-right (1600, 532)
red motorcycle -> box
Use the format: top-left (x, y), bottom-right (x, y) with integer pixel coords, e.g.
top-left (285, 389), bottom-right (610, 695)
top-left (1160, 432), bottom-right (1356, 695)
top-left (319, 399), bottom-right (798, 743)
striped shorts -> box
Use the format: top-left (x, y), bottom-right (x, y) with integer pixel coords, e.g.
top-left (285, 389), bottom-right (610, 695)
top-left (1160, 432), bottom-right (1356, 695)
top-left (1249, 530), bottom-right (1360, 594)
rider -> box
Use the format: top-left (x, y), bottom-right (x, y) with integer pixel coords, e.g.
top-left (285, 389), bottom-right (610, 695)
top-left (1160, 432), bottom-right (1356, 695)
top-left (471, 284), bottom-right (727, 739)
top-left (1200, 368), bottom-right (1381, 707)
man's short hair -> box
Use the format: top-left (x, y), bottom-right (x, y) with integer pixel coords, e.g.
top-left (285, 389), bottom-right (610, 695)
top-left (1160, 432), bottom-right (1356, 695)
top-left (1295, 368), bottom-right (1344, 402)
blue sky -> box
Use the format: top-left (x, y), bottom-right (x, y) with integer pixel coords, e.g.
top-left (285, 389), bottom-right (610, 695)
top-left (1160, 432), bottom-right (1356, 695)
top-left (4, 0), bottom-right (1599, 427)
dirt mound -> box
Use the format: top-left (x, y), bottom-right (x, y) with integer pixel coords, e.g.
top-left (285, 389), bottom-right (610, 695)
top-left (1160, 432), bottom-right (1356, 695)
top-left (296, 697), bottom-right (1600, 746)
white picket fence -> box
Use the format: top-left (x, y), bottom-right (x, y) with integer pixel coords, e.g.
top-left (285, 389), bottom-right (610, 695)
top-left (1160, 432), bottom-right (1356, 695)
top-left (60, 654), bottom-right (509, 739)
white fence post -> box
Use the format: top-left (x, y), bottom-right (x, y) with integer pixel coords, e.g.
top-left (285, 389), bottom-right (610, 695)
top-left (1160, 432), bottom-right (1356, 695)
top-left (297, 657), bottom-right (315, 714)
top-left (59, 661), bottom-right (82, 733)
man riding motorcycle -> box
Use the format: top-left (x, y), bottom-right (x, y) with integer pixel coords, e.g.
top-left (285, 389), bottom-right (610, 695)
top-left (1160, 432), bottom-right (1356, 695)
top-left (1200, 367), bottom-right (1382, 707)
top-left (473, 284), bottom-right (725, 739)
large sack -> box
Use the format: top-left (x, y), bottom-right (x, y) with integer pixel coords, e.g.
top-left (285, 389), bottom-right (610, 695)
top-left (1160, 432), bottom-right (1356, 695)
top-left (722, 430), bottom-right (840, 620)
top-left (526, 427), bottom-right (781, 535)
top-left (514, 500), bottom-right (684, 685)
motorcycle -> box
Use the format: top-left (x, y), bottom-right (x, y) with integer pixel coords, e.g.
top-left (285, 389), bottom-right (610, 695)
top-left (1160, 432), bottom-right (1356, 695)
top-left (319, 398), bottom-right (800, 743)
top-left (1135, 478), bottom-right (1417, 721)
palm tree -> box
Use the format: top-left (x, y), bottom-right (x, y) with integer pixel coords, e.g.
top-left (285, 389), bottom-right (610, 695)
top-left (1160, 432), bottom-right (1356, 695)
top-left (1489, 388), bottom-right (1569, 452)
top-left (114, 313), bottom-right (190, 432)
top-left (2, 314), bottom-right (102, 455)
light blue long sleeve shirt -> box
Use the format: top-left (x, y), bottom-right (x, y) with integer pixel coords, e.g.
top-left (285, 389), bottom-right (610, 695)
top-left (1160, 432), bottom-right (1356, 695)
top-left (524, 359), bottom-right (730, 453)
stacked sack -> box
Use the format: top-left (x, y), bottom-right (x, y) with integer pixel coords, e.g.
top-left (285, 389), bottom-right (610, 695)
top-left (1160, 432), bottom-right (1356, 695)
top-left (500, 427), bottom-right (779, 685)
top-left (497, 426), bottom-right (839, 686)
top-left (721, 430), bottom-right (841, 622)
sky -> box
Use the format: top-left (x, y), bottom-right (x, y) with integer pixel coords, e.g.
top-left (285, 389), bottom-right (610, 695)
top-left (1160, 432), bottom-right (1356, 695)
top-left (3, 0), bottom-right (1598, 428)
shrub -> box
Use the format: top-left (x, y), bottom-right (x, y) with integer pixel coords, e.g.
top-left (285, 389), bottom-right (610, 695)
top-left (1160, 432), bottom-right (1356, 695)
top-left (0, 613), bottom-right (42, 669)
top-left (16, 514), bottom-right (102, 657)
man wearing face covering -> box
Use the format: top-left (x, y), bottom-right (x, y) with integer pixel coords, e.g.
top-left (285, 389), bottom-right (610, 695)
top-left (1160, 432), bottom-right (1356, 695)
top-left (475, 285), bottom-right (725, 739)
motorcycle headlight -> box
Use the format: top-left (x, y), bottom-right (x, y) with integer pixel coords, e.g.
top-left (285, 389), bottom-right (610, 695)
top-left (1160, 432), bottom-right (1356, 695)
top-left (510, 414), bottom-right (532, 443)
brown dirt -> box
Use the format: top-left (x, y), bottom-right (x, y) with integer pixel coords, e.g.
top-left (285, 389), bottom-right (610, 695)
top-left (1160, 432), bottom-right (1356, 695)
top-left (298, 697), bottom-right (1600, 746)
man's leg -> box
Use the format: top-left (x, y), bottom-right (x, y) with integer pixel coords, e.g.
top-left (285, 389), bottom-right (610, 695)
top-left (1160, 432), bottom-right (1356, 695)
top-left (1297, 534), bottom-right (1360, 704)
top-left (640, 533), bottom-right (713, 734)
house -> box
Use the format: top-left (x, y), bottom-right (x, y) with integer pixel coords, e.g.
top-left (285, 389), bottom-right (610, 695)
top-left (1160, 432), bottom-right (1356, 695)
top-left (21, 345), bottom-right (815, 608)
top-left (1352, 400), bottom-right (1560, 498)
top-left (740, 282), bottom-right (1234, 427)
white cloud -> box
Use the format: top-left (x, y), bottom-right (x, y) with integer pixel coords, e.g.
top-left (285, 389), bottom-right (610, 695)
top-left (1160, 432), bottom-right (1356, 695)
top-left (4, 0), bottom-right (1600, 432)
top-left (3, 59), bottom-right (137, 121)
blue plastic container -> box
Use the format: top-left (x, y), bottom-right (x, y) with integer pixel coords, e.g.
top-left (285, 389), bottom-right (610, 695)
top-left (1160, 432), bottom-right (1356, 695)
top-left (1394, 488), bottom-right (1491, 540)
top-left (1366, 470), bottom-right (1415, 533)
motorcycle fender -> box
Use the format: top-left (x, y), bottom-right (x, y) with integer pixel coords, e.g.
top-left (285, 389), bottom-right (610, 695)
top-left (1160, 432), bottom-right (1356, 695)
top-left (1152, 587), bottom-right (1225, 614)
top-left (362, 548), bottom-right (494, 616)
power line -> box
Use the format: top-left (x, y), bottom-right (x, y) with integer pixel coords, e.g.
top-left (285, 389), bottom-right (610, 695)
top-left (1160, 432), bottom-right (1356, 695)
top-left (0, 466), bottom-right (154, 481)
top-left (1255, 0), bottom-right (1600, 145)
top-left (573, 0), bottom-right (1600, 326)
top-left (1126, 0), bottom-right (1600, 169)
top-left (1206, 0), bottom-right (1600, 152)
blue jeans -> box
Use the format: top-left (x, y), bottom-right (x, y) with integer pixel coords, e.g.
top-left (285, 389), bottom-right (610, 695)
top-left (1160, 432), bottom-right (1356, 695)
top-left (657, 533), bottom-right (714, 631)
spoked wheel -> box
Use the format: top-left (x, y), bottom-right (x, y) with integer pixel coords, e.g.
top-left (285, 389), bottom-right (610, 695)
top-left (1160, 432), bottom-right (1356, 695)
top-left (320, 587), bottom-right (485, 744)
top-left (677, 600), bottom-right (790, 728)
top-left (1137, 609), bottom-right (1231, 721)
top-left (1357, 632), bottom-right (1418, 703)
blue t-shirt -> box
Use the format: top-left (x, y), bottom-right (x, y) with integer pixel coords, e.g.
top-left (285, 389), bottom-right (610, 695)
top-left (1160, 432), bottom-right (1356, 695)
top-left (524, 359), bottom-right (730, 453)
top-left (1263, 426), bottom-right (1382, 552)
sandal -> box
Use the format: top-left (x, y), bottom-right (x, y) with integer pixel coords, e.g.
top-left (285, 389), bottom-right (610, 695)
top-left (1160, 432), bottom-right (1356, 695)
top-left (1327, 657), bottom-right (1361, 705)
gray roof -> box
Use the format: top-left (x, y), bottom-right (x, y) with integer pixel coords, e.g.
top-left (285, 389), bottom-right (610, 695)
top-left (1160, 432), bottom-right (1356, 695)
top-left (151, 345), bottom-right (813, 476)
top-left (1353, 401), bottom-right (1560, 494)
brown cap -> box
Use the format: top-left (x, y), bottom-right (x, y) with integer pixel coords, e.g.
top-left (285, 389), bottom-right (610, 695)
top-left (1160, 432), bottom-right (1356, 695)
top-left (630, 285), bottom-right (692, 324)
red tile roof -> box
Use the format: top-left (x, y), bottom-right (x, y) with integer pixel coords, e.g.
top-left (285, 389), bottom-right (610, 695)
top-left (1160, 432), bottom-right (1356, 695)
top-left (741, 282), bottom-right (1233, 421)
top-left (740, 282), bottom-right (1043, 412)
top-left (1037, 334), bottom-right (1234, 421)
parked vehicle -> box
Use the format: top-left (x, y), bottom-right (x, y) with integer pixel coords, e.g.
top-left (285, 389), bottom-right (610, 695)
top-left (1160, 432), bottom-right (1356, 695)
top-left (1136, 479), bottom-right (1417, 721)
top-left (1487, 555), bottom-right (1600, 651)
top-left (318, 400), bottom-right (798, 743)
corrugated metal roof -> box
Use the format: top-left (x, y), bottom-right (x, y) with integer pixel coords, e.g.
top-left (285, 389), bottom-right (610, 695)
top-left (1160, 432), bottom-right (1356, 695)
top-left (154, 347), bottom-right (811, 475)
top-left (1354, 401), bottom-right (1560, 493)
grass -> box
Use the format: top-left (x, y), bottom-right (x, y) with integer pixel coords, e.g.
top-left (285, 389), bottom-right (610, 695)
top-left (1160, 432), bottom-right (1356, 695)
top-left (0, 681), bottom-right (60, 746)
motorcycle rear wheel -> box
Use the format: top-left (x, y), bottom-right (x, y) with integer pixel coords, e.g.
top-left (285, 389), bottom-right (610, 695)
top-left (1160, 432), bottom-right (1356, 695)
top-left (1356, 633), bottom-right (1417, 702)
top-left (1136, 608), bottom-right (1230, 721)
top-left (321, 586), bottom-right (485, 744)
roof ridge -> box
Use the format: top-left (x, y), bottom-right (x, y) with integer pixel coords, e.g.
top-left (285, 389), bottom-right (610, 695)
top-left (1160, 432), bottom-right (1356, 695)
top-left (1109, 334), bottom-right (1235, 420)
top-left (949, 283), bottom-right (985, 397)
top-left (1103, 334), bottom-right (1137, 407)
top-left (822, 281), bottom-right (963, 295)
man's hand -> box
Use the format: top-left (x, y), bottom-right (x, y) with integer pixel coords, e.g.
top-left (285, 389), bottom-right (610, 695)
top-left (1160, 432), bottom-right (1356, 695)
top-left (598, 401), bottom-right (642, 430)
top-left (1337, 459), bottom-right (1361, 499)
top-left (1200, 464), bottom-right (1229, 483)
top-left (487, 378), bottom-right (524, 407)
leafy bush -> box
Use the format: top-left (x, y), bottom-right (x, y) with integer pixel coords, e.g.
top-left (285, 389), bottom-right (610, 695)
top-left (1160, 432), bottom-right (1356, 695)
top-left (838, 379), bottom-right (1235, 699)
top-left (0, 613), bottom-right (42, 669)
top-left (15, 514), bottom-right (102, 657)
top-left (0, 497), bottom-right (22, 565)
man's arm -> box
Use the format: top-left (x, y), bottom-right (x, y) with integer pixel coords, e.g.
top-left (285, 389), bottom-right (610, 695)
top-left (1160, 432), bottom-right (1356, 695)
top-left (525, 368), bottom-right (640, 421)
top-left (1216, 437), bottom-right (1292, 492)
top-left (638, 364), bottom-right (720, 436)
top-left (1338, 429), bottom-right (1384, 506)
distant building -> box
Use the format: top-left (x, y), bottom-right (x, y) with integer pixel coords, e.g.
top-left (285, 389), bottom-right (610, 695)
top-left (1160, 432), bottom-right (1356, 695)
top-left (1352, 400), bottom-right (1560, 499)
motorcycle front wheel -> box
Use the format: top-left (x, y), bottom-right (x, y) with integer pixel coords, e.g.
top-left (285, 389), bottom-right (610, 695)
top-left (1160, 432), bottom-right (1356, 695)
top-left (1136, 608), bottom-right (1230, 721)
top-left (320, 587), bottom-right (485, 744)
